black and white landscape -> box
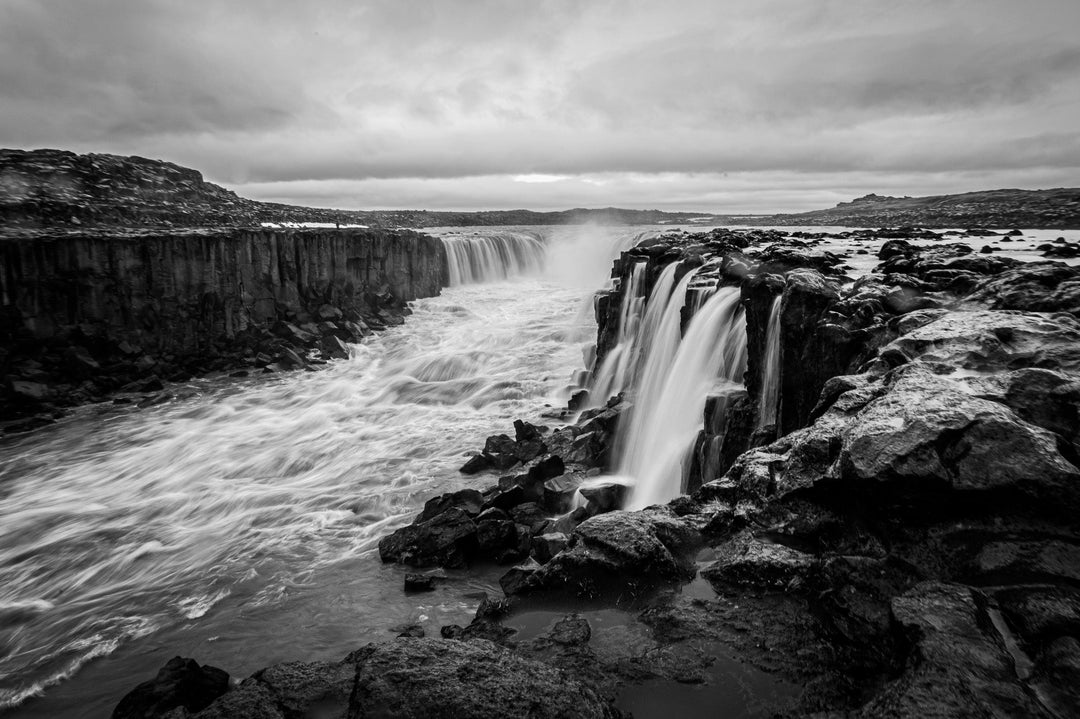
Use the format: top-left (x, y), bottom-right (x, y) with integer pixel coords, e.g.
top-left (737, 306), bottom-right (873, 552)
top-left (2, 2), bottom-right (1080, 718)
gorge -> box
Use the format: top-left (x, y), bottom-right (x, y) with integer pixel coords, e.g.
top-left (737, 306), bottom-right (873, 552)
top-left (3, 222), bottom-right (1080, 718)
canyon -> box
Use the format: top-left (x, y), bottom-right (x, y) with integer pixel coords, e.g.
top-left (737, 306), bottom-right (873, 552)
top-left (3, 150), bottom-right (1080, 718)
top-left (97, 226), bottom-right (1080, 719)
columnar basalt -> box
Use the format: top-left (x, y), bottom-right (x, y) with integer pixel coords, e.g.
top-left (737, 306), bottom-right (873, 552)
top-left (0, 227), bottom-right (447, 424)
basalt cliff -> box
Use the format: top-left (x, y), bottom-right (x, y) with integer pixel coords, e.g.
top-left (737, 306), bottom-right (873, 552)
top-left (0, 227), bottom-right (446, 428)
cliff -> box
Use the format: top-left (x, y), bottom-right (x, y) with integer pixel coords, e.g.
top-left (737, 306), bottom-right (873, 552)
top-left (0, 227), bottom-right (447, 426)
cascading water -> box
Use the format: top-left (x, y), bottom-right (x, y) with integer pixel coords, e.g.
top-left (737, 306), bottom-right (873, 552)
top-left (441, 230), bottom-right (546, 285)
top-left (586, 262), bottom-right (648, 404)
top-left (617, 286), bottom-right (748, 510)
top-left (0, 225), bottom-right (654, 718)
top-left (756, 296), bottom-right (782, 431)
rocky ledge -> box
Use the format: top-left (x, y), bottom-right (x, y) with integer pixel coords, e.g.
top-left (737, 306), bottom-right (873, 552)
top-left (116, 230), bottom-right (1080, 718)
top-left (0, 227), bottom-right (447, 430)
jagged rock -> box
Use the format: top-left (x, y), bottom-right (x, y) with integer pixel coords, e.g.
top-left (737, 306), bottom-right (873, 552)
top-left (839, 365), bottom-right (1080, 506)
top-left (854, 582), bottom-right (1047, 717)
top-left (417, 488), bottom-right (484, 522)
top-left (476, 519), bottom-right (520, 556)
top-left (460, 453), bottom-right (493, 474)
top-left (578, 481), bottom-right (628, 514)
top-left (965, 262), bottom-right (1080, 316)
top-left (378, 508), bottom-right (476, 568)
top-left (882, 310), bottom-right (1080, 373)
top-left (112, 656), bottom-right (229, 719)
top-left (701, 531), bottom-right (817, 590)
top-left (486, 485), bottom-right (526, 512)
top-left (531, 532), bottom-right (570, 564)
top-left (501, 552), bottom-right (544, 591)
top-left (512, 508), bottom-right (699, 596)
top-left (542, 473), bottom-right (584, 513)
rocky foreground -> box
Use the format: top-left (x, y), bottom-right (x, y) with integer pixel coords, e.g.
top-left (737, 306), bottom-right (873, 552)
top-left (114, 229), bottom-right (1080, 718)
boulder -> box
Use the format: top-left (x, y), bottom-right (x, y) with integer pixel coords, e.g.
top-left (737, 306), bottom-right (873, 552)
top-left (417, 489), bottom-right (484, 522)
top-left (344, 639), bottom-right (619, 718)
top-left (578, 481), bottom-right (628, 514)
top-left (854, 582), bottom-right (1046, 717)
top-left (112, 656), bottom-right (229, 719)
top-left (252, 660), bottom-right (355, 719)
top-left (378, 508), bottom-right (477, 568)
top-left (514, 508), bottom-right (699, 596)
top-left (701, 531), bottom-right (817, 591)
top-left (965, 262), bottom-right (1080, 316)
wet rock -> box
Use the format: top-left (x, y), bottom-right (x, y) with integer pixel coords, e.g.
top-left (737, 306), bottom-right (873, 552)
top-left (542, 473), bottom-right (584, 513)
top-left (838, 366), bottom-right (1080, 508)
top-left (378, 507), bottom-right (477, 568)
top-left (514, 508), bottom-right (699, 597)
top-left (701, 531), bottom-right (816, 591)
top-left (548, 614), bottom-right (592, 646)
top-left (344, 639), bottom-right (619, 718)
top-left (417, 488), bottom-right (484, 522)
top-left (579, 481), bottom-right (628, 514)
top-left (404, 572), bottom-right (444, 593)
top-left (531, 532), bottom-right (570, 564)
top-left (185, 681), bottom-right (283, 719)
top-left (460, 453), bottom-right (493, 474)
top-left (476, 519), bottom-right (520, 557)
top-left (500, 557), bottom-right (543, 595)
top-left (395, 624), bottom-right (425, 638)
top-left (509, 502), bottom-right (549, 534)
top-left (965, 262), bottom-right (1080, 316)
top-left (112, 656), bottom-right (229, 719)
top-left (252, 660), bottom-right (355, 719)
top-left (855, 582), bottom-right (1046, 717)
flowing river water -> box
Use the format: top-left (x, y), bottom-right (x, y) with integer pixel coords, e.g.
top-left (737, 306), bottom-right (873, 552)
top-left (2, 224), bottom-right (1077, 717)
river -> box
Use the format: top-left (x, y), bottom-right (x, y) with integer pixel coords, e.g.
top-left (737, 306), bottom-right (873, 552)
top-left (1, 224), bottom-right (1075, 717)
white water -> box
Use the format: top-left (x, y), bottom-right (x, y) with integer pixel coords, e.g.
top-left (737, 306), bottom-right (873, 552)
top-left (587, 262), bottom-right (649, 404)
top-left (441, 230), bottom-right (546, 285)
top-left (0, 225), bottom-right (651, 718)
top-left (756, 296), bottom-right (782, 432)
top-left (1, 223), bottom-right (1069, 716)
top-left (619, 287), bottom-right (747, 510)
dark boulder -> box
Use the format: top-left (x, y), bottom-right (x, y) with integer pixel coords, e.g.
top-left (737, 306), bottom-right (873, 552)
top-left (513, 508), bottom-right (700, 597)
top-left (345, 639), bottom-right (620, 718)
top-left (378, 508), bottom-right (477, 568)
top-left (112, 656), bottom-right (229, 719)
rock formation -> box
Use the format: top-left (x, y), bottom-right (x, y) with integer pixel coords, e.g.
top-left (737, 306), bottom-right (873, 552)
top-left (0, 227), bottom-right (446, 427)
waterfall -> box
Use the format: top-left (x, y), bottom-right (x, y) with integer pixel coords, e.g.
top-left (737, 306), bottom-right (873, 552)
top-left (440, 231), bottom-right (546, 285)
top-left (618, 286), bottom-right (747, 510)
top-left (757, 295), bottom-right (782, 431)
top-left (587, 262), bottom-right (649, 403)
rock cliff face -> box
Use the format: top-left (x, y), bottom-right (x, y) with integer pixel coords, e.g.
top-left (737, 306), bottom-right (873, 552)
top-left (0, 227), bottom-right (447, 425)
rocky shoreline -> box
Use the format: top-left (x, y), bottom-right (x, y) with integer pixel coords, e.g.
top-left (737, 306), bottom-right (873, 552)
top-left (110, 227), bottom-right (1080, 718)
top-left (0, 226), bottom-right (446, 432)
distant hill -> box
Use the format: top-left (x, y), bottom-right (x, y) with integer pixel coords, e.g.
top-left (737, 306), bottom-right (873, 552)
top-left (0, 149), bottom-right (714, 230)
top-left (2, 149), bottom-right (1078, 230)
top-left (742, 189), bottom-right (1080, 229)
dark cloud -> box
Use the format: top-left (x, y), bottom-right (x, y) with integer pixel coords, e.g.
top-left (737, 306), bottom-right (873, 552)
top-left (1, 0), bottom-right (1078, 209)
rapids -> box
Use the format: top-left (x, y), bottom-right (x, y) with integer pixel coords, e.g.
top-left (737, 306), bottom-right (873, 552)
top-left (0, 225), bottom-right (635, 717)
top-left (1, 223), bottom-right (1074, 717)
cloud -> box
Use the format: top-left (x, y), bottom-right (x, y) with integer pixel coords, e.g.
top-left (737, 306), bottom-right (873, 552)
top-left (1, 0), bottom-right (1078, 209)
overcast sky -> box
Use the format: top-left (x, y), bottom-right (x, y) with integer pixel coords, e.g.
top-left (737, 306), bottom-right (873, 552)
top-left (2, 0), bottom-right (1078, 212)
